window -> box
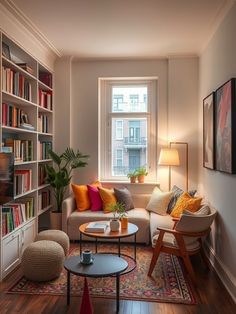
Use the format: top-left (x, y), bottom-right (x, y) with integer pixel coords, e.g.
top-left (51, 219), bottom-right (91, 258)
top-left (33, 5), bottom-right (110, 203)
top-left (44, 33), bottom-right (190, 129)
top-left (116, 120), bottom-right (123, 139)
top-left (99, 78), bottom-right (157, 181)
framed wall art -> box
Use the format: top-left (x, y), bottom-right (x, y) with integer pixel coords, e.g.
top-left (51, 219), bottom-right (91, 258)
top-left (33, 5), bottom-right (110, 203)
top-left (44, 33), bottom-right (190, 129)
top-left (203, 92), bottom-right (215, 169)
top-left (215, 78), bottom-right (236, 174)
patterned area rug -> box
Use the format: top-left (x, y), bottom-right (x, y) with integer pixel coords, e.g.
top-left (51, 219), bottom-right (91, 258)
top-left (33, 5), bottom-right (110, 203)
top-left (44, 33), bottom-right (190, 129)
top-left (8, 244), bottom-right (196, 304)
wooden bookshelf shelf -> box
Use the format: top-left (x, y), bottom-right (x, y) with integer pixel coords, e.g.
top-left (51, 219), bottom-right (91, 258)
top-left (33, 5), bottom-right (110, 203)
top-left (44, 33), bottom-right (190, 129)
top-left (0, 32), bottom-right (54, 280)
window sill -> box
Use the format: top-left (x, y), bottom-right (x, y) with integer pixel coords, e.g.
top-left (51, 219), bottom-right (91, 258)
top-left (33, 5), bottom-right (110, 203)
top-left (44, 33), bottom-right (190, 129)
top-left (100, 180), bottom-right (159, 185)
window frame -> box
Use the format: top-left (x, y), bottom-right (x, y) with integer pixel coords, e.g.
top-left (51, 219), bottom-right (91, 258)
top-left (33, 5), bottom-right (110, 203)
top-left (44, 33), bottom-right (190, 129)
top-left (115, 120), bottom-right (123, 140)
top-left (98, 77), bottom-right (158, 182)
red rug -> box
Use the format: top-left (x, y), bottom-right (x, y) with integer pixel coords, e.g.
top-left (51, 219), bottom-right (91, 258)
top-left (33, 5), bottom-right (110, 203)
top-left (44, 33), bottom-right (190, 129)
top-left (8, 244), bottom-right (196, 304)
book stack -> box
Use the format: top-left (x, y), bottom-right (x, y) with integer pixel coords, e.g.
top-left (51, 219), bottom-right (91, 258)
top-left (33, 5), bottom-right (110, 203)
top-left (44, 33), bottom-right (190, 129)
top-left (38, 113), bottom-right (49, 133)
top-left (38, 190), bottom-right (51, 211)
top-left (38, 89), bottom-right (52, 110)
top-left (38, 164), bottom-right (47, 185)
top-left (14, 169), bottom-right (32, 195)
top-left (38, 141), bottom-right (52, 160)
top-left (39, 72), bottom-right (52, 88)
top-left (16, 63), bottom-right (34, 75)
top-left (85, 221), bottom-right (109, 233)
top-left (1, 197), bottom-right (34, 236)
top-left (2, 103), bottom-right (34, 129)
top-left (2, 67), bottom-right (32, 101)
top-left (4, 138), bottom-right (33, 162)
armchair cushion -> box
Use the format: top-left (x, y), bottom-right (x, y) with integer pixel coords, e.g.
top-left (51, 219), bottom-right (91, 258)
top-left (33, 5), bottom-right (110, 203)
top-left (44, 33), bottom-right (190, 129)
top-left (183, 204), bottom-right (210, 216)
top-left (152, 233), bottom-right (200, 251)
top-left (170, 192), bottom-right (202, 218)
top-left (167, 185), bottom-right (197, 214)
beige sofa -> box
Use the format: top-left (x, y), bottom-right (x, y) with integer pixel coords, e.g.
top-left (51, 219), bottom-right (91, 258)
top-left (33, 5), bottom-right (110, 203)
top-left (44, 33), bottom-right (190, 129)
top-left (62, 193), bottom-right (151, 244)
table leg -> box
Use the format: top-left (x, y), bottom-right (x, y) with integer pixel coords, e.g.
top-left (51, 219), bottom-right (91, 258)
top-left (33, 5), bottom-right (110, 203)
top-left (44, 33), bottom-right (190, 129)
top-left (67, 271), bottom-right (71, 305)
top-left (116, 275), bottom-right (120, 313)
top-left (95, 237), bottom-right (98, 253)
top-left (80, 232), bottom-right (82, 255)
top-left (134, 233), bottom-right (137, 261)
top-left (118, 237), bottom-right (120, 257)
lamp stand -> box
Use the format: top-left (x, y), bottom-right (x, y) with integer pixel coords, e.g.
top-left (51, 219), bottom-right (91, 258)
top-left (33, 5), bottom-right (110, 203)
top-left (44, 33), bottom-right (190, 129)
top-left (169, 142), bottom-right (188, 191)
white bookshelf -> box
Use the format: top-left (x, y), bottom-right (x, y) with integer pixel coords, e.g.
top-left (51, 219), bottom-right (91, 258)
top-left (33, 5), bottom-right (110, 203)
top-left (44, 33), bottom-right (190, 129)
top-left (0, 31), bottom-right (54, 280)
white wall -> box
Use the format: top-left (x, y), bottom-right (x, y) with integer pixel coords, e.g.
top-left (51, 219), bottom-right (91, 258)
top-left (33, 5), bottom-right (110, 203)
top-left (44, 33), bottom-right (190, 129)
top-left (199, 3), bottom-right (236, 301)
top-left (54, 57), bottom-right (199, 190)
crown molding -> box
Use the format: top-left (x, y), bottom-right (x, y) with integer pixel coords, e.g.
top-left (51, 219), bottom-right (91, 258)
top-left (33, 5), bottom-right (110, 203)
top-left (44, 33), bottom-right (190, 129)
top-left (0, 0), bottom-right (61, 58)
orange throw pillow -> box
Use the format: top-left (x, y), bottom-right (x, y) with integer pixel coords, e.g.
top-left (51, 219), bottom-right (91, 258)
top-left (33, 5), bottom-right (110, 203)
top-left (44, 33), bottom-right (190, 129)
top-left (170, 192), bottom-right (202, 218)
top-left (98, 187), bottom-right (117, 212)
top-left (72, 181), bottom-right (102, 211)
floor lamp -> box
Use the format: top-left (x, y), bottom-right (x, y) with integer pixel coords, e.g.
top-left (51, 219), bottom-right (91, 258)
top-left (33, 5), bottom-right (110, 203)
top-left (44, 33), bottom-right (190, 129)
top-left (158, 147), bottom-right (180, 191)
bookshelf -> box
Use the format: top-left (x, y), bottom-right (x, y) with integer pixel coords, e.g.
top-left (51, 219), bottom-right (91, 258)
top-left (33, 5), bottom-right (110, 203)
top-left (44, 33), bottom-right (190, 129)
top-left (0, 31), bottom-right (54, 280)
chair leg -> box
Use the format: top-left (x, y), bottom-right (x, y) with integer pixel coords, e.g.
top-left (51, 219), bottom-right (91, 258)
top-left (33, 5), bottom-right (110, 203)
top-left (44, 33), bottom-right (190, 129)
top-left (182, 254), bottom-right (196, 285)
top-left (148, 231), bottom-right (164, 276)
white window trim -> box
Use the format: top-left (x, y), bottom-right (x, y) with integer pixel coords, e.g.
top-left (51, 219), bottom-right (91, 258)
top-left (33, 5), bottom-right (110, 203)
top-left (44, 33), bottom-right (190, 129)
top-left (98, 77), bottom-right (158, 182)
top-left (115, 120), bottom-right (123, 140)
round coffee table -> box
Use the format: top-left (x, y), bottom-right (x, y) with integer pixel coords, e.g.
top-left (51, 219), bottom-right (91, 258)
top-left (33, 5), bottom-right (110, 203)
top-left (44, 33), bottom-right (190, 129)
top-left (79, 222), bottom-right (139, 264)
top-left (64, 254), bottom-right (128, 313)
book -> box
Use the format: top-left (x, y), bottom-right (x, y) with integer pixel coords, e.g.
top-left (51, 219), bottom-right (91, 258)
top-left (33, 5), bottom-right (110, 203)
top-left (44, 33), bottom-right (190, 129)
top-left (85, 221), bottom-right (109, 233)
top-left (16, 63), bottom-right (34, 75)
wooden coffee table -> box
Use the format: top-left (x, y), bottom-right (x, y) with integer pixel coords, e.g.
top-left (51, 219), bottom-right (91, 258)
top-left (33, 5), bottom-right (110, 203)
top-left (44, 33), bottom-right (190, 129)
top-left (79, 222), bottom-right (138, 267)
top-left (64, 254), bottom-right (128, 312)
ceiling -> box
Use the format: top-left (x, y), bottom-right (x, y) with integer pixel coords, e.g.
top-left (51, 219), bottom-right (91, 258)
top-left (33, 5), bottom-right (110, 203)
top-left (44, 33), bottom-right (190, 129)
top-left (7, 0), bottom-right (234, 59)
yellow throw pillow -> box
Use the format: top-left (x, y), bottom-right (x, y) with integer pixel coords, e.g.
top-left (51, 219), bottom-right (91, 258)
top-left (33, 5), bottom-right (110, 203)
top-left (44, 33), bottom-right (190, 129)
top-left (170, 192), bottom-right (202, 218)
top-left (72, 184), bottom-right (90, 211)
top-left (98, 187), bottom-right (117, 212)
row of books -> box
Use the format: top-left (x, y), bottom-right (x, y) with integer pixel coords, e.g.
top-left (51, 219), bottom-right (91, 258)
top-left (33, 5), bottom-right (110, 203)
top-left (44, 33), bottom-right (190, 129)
top-left (2, 66), bottom-right (32, 102)
top-left (38, 190), bottom-right (51, 211)
top-left (1, 197), bottom-right (34, 236)
top-left (4, 138), bottom-right (33, 162)
top-left (38, 113), bottom-right (49, 133)
top-left (38, 164), bottom-right (47, 186)
top-left (14, 169), bottom-right (32, 196)
top-left (38, 89), bottom-right (52, 110)
top-left (38, 141), bottom-right (52, 160)
top-left (1, 103), bottom-right (34, 129)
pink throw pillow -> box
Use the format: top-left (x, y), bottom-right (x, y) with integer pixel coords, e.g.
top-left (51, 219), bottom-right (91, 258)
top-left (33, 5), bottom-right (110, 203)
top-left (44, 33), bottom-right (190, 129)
top-left (87, 184), bottom-right (103, 211)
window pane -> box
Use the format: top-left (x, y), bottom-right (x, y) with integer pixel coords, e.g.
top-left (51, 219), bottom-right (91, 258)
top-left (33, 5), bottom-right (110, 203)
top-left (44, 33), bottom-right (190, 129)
top-left (112, 86), bottom-right (147, 112)
top-left (112, 118), bottom-right (147, 176)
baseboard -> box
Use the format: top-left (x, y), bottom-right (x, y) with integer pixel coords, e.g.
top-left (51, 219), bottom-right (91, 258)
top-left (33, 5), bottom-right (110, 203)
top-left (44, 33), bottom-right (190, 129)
top-left (205, 243), bottom-right (236, 303)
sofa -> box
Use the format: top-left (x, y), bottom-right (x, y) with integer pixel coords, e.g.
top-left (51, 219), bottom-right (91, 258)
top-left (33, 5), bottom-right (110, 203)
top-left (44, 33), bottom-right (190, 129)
top-left (62, 193), bottom-right (152, 244)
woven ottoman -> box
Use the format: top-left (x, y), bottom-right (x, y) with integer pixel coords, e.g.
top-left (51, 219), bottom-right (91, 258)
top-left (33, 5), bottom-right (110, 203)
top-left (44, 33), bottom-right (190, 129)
top-left (35, 230), bottom-right (70, 256)
top-left (22, 240), bottom-right (64, 282)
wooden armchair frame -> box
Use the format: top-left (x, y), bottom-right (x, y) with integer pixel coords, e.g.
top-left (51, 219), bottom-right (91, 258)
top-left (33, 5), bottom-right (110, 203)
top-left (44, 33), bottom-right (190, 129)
top-left (148, 225), bottom-right (211, 284)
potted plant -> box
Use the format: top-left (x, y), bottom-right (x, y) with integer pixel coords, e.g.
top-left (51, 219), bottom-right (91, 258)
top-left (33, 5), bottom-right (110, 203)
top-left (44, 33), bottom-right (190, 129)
top-left (117, 203), bottom-right (128, 229)
top-left (45, 148), bottom-right (89, 229)
top-left (127, 170), bottom-right (137, 183)
top-left (136, 166), bottom-right (148, 183)
top-left (109, 202), bottom-right (125, 231)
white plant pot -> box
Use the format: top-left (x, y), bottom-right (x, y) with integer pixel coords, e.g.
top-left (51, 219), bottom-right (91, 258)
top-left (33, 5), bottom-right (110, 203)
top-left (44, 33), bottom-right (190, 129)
top-left (110, 219), bottom-right (120, 232)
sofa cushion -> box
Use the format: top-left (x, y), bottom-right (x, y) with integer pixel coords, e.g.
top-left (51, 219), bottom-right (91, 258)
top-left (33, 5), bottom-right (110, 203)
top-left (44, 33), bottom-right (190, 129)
top-left (98, 187), bottom-right (117, 212)
top-left (87, 184), bottom-right (103, 211)
top-left (167, 185), bottom-right (197, 214)
top-left (71, 184), bottom-right (90, 211)
top-left (149, 212), bottom-right (174, 238)
top-left (146, 187), bottom-right (173, 215)
top-left (114, 187), bottom-right (134, 211)
top-left (67, 207), bottom-right (150, 244)
top-left (170, 192), bottom-right (202, 218)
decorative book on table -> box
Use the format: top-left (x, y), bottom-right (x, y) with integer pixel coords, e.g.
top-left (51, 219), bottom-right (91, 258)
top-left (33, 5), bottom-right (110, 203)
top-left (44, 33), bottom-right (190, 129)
top-left (85, 221), bottom-right (109, 233)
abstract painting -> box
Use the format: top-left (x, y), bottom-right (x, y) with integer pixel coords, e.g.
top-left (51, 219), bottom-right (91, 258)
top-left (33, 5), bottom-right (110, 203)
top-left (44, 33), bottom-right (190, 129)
top-left (215, 78), bottom-right (236, 174)
top-left (203, 93), bottom-right (215, 169)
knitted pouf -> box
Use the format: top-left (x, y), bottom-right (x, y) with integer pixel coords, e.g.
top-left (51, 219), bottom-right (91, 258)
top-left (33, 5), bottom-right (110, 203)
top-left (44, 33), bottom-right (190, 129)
top-left (35, 230), bottom-right (70, 256)
top-left (22, 240), bottom-right (64, 282)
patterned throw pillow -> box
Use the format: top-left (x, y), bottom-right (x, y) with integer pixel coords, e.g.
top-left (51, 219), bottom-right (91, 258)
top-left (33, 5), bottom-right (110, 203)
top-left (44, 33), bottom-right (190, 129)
top-left (170, 192), bottom-right (202, 218)
top-left (167, 185), bottom-right (197, 214)
top-left (114, 187), bottom-right (134, 211)
top-left (98, 187), bottom-right (117, 212)
top-left (146, 187), bottom-right (173, 215)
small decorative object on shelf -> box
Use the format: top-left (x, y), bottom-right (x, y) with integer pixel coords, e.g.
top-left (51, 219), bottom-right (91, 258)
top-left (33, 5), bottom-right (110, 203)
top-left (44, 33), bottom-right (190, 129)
top-left (135, 166), bottom-right (148, 183)
top-left (2, 42), bottom-right (11, 60)
top-left (127, 170), bottom-right (137, 183)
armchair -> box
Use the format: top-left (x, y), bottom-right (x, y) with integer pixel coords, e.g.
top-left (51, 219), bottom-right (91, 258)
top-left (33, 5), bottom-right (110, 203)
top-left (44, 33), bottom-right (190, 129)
top-left (148, 208), bottom-right (217, 284)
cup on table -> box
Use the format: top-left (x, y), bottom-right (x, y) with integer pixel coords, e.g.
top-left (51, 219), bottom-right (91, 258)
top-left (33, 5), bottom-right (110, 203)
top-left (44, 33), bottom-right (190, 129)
top-left (81, 249), bottom-right (92, 264)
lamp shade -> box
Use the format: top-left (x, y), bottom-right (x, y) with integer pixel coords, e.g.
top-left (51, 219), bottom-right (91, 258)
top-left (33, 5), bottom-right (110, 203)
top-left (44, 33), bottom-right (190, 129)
top-left (158, 148), bottom-right (180, 166)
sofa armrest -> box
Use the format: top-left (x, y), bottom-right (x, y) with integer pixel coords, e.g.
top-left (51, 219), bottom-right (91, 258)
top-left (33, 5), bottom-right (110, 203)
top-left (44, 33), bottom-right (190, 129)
top-left (62, 195), bottom-right (76, 234)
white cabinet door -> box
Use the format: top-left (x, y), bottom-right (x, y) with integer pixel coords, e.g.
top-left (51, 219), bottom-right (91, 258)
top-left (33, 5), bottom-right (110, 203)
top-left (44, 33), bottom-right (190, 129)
top-left (21, 219), bottom-right (36, 253)
top-left (2, 230), bottom-right (21, 278)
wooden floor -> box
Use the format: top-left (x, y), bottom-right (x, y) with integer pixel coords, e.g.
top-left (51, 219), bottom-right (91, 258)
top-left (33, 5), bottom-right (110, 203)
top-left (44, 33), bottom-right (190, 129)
top-left (0, 254), bottom-right (235, 314)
